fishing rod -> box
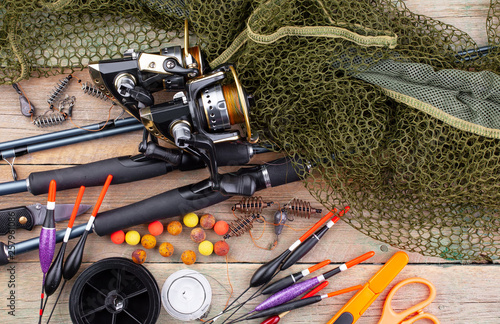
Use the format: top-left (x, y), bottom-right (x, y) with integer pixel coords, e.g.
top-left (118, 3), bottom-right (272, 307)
top-left (1, 123), bottom-right (143, 160)
top-left (0, 156), bottom-right (306, 265)
top-left (456, 45), bottom-right (498, 61)
top-left (0, 141), bottom-right (259, 196)
top-left (0, 117), bottom-right (141, 156)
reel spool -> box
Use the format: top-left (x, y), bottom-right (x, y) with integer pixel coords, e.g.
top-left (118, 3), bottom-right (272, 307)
top-left (69, 257), bottom-right (161, 324)
top-left (161, 269), bottom-right (212, 321)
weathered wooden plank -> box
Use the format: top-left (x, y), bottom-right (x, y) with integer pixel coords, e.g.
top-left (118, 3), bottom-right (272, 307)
top-left (0, 262), bottom-right (498, 323)
top-left (404, 0), bottom-right (491, 46)
top-left (0, 2), bottom-right (498, 324)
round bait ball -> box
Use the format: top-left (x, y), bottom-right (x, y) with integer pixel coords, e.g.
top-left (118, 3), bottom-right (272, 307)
top-left (141, 234), bottom-right (157, 249)
top-left (190, 228), bottom-right (207, 244)
top-left (132, 249), bottom-right (147, 264)
top-left (183, 212), bottom-right (199, 228)
top-left (200, 214), bottom-right (216, 230)
top-left (214, 221), bottom-right (229, 236)
top-left (148, 221), bottom-right (164, 236)
top-left (159, 242), bottom-right (174, 257)
top-left (110, 230), bottom-right (125, 244)
top-left (198, 241), bottom-right (214, 256)
top-left (125, 230), bottom-right (141, 245)
top-left (167, 221), bottom-right (183, 236)
top-left (181, 250), bottom-right (197, 265)
top-left (214, 240), bottom-right (230, 256)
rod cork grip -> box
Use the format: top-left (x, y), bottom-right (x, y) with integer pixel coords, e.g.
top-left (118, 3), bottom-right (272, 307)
top-left (28, 156), bottom-right (174, 195)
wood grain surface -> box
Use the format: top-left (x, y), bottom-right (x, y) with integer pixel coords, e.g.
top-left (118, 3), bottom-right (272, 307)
top-left (0, 1), bottom-right (499, 323)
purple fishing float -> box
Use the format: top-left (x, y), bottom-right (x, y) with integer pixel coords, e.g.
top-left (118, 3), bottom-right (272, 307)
top-left (38, 179), bottom-right (57, 322)
top-left (252, 251), bottom-right (376, 313)
top-left (255, 276), bottom-right (322, 312)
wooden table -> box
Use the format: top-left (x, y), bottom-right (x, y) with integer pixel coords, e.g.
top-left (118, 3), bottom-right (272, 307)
top-left (0, 1), bottom-right (498, 323)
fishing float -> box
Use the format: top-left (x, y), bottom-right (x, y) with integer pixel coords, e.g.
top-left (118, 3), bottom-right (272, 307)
top-left (46, 175), bottom-right (112, 324)
top-left (231, 285), bottom-right (363, 323)
top-left (220, 207), bottom-right (349, 323)
top-left (43, 186), bottom-right (86, 314)
top-left (38, 180), bottom-right (57, 324)
top-left (259, 281), bottom-right (331, 324)
top-left (233, 251), bottom-right (375, 321)
top-left (207, 208), bottom-right (340, 323)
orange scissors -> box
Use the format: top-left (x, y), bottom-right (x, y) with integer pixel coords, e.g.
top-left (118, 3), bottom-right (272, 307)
top-left (378, 277), bottom-right (440, 324)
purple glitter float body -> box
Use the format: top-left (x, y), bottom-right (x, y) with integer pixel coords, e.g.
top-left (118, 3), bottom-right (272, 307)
top-left (39, 227), bottom-right (56, 274)
top-left (254, 276), bottom-right (321, 312)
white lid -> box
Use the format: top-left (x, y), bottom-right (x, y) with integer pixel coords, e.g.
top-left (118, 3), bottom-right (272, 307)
top-left (161, 269), bottom-right (212, 321)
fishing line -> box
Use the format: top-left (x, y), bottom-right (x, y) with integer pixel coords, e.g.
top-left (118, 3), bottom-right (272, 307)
top-left (68, 104), bottom-right (115, 132)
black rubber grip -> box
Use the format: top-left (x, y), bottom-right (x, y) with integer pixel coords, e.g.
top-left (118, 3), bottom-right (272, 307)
top-left (0, 207), bottom-right (34, 235)
top-left (332, 312), bottom-right (355, 324)
top-left (94, 157), bottom-right (304, 236)
top-left (94, 186), bottom-right (229, 236)
top-left (28, 156), bottom-right (174, 195)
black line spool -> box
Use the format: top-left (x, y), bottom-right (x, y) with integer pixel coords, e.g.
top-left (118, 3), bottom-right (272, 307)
top-left (69, 257), bottom-right (160, 324)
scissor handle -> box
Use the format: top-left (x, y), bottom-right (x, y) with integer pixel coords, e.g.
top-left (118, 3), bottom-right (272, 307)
top-left (378, 277), bottom-right (439, 324)
top-left (401, 312), bottom-right (440, 324)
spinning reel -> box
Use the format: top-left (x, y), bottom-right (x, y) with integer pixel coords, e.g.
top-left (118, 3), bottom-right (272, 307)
top-left (88, 21), bottom-right (258, 195)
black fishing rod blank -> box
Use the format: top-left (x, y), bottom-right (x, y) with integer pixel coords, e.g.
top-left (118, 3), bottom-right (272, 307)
top-left (0, 122), bottom-right (143, 159)
top-left (0, 117), bottom-right (140, 152)
top-left (0, 156), bottom-right (306, 265)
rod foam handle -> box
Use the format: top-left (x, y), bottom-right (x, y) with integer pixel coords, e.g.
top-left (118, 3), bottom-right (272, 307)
top-left (94, 158), bottom-right (304, 235)
top-left (94, 188), bottom-right (229, 236)
top-left (28, 156), bottom-right (173, 195)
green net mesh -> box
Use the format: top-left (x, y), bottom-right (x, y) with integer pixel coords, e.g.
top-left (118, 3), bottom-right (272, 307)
top-left (1, 0), bottom-right (500, 261)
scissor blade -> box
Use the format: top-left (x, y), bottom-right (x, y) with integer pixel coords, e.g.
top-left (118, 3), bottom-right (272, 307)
top-left (29, 204), bottom-right (92, 226)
